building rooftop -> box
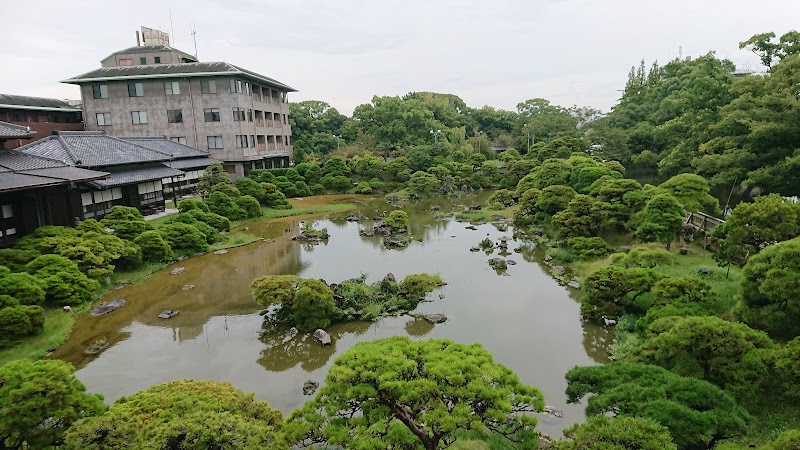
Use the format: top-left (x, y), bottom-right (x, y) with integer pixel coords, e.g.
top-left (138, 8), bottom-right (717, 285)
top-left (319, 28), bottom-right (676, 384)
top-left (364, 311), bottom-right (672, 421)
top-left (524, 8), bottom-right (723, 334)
top-left (0, 150), bottom-right (108, 192)
top-left (100, 45), bottom-right (198, 64)
top-left (0, 120), bottom-right (36, 139)
top-left (91, 164), bottom-right (184, 188)
top-left (0, 94), bottom-right (82, 112)
top-left (62, 61), bottom-right (297, 92)
top-left (17, 132), bottom-right (220, 173)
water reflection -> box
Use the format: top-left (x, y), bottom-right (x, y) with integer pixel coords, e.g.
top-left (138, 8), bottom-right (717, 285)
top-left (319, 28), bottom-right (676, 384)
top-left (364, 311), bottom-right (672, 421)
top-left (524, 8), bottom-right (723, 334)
top-left (52, 192), bottom-right (612, 438)
top-left (257, 320), bottom-right (371, 372)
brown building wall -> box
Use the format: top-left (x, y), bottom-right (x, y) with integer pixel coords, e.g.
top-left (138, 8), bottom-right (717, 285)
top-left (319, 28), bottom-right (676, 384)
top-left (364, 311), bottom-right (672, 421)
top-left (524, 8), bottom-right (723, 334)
top-left (0, 108), bottom-right (84, 149)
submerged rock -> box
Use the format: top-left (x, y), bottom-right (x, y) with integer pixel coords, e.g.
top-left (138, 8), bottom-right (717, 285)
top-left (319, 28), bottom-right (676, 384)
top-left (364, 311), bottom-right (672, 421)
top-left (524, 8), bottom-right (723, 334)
top-left (291, 228), bottom-right (330, 241)
top-left (170, 267), bottom-right (186, 275)
top-left (553, 266), bottom-right (566, 275)
top-left (345, 212), bottom-right (368, 222)
top-left (470, 246), bottom-right (481, 252)
top-left (90, 299), bottom-right (125, 316)
top-left (313, 329), bottom-right (331, 345)
top-left (422, 313), bottom-right (448, 324)
top-left (488, 258), bottom-right (508, 270)
top-left (303, 380), bottom-right (319, 395)
top-left (479, 238), bottom-right (494, 249)
top-left (567, 281), bottom-right (582, 290)
top-left (465, 225), bottom-right (477, 230)
top-left (213, 249), bottom-right (228, 255)
top-left (384, 234), bottom-right (410, 248)
top-left (543, 405), bottom-right (564, 419)
top-left (158, 309), bottom-right (179, 319)
top-left (181, 284), bottom-right (195, 291)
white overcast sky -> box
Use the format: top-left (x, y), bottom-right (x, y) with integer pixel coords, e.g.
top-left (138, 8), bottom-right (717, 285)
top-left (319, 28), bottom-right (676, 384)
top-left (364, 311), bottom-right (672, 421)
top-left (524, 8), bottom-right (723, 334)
top-left (1, 0), bottom-right (798, 115)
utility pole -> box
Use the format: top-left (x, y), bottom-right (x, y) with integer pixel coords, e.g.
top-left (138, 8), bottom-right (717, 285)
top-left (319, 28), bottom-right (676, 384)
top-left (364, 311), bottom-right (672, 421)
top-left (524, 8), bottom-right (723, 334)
top-left (430, 129), bottom-right (441, 145)
top-left (333, 134), bottom-right (341, 151)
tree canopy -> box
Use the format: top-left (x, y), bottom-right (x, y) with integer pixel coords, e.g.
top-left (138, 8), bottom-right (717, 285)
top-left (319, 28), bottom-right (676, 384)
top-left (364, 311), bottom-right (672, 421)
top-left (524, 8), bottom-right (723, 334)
top-left (286, 337), bottom-right (544, 450)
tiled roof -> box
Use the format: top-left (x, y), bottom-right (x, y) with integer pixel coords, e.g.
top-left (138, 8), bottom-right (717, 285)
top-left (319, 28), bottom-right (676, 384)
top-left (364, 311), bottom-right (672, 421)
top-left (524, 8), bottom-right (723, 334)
top-left (120, 137), bottom-right (211, 158)
top-left (0, 121), bottom-right (36, 139)
top-left (62, 61), bottom-right (297, 92)
top-left (92, 164), bottom-right (183, 188)
top-left (0, 151), bottom-right (108, 192)
top-left (0, 94), bottom-right (81, 112)
top-left (166, 156), bottom-right (219, 170)
top-left (100, 45), bottom-right (198, 63)
top-left (18, 132), bottom-right (172, 168)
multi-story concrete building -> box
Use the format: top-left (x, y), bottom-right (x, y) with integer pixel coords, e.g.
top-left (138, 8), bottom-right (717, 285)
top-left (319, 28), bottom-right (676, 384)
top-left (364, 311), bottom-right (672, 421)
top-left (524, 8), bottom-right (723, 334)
top-left (63, 35), bottom-right (296, 178)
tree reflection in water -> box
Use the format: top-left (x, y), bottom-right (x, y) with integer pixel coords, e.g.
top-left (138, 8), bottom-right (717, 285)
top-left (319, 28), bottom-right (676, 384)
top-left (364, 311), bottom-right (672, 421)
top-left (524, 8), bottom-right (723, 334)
top-left (404, 316), bottom-right (435, 337)
top-left (257, 320), bottom-right (371, 372)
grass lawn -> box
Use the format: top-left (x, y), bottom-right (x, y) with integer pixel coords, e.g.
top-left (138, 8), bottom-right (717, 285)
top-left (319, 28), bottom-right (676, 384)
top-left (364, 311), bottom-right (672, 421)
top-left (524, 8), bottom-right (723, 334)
top-left (0, 306), bottom-right (86, 366)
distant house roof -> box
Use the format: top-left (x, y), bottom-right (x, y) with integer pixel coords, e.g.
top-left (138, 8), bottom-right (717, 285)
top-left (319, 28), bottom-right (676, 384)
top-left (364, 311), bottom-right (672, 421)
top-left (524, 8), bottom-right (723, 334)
top-left (0, 94), bottom-right (82, 112)
top-left (18, 131), bottom-right (173, 168)
top-left (62, 61), bottom-right (297, 92)
top-left (0, 121), bottom-right (36, 139)
top-left (91, 164), bottom-right (184, 188)
top-left (166, 157), bottom-right (219, 170)
top-left (0, 150), bottom-right (108, 192)
top-left (100, 45), bottom-right (198, 63)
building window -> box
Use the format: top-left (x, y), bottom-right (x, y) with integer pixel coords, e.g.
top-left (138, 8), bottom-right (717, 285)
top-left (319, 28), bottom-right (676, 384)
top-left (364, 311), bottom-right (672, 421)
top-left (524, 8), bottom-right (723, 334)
top-left (140, 57), bottom-right (147, 64)
top-left (200, 79), bottom-right (217, 94)
top-left (131, 111), bottom-right (148, 124)
top-left (96, 112), bottom-right (111, 126)
top-left (244, 82), bottom-right (251, 95)
top-left (235, 135), bottom-right (249, 148)
top-left (207, 136), bottom-right (223, 149)
top-left (92, 84), bottom-right (108, 99)
top-left (127, 82), bottom-right (144, 97)
top-left (164, 81), bottom-right (180, 95)
top-left (119, 58), bottom-right (133, 66)
top-left (249, 135), bottom-right (255, 147)
top-left (204, 108), bottom-right (220, 122)
top-left (247, 109), bottom-right (253, 122)
top-left (232, 107), bottom-right (246, 121)
top-left (154, 56), bottom-right (161, 64)
top-left (167, 109), bottom-right (183, 123)
top-left (170, 137), bottom-right (187, 144)
top-left (229, 79), bottom-right (242, 93)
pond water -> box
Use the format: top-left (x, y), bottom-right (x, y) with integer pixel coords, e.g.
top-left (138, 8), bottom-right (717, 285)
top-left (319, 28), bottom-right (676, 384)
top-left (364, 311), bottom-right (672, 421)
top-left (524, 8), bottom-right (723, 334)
top-left (52, 193), bottom-right (612, 437)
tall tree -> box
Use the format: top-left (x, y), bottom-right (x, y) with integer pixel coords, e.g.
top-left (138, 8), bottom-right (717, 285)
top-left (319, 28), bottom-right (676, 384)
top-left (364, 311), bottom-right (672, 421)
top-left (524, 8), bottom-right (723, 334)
top-left (286, 337), bottom-right (544, 450)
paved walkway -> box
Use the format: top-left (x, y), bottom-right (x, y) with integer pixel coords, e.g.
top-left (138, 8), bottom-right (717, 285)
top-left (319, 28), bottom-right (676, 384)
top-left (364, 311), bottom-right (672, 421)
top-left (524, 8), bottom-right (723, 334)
top-left (144, 208), bottom-right (178, 221)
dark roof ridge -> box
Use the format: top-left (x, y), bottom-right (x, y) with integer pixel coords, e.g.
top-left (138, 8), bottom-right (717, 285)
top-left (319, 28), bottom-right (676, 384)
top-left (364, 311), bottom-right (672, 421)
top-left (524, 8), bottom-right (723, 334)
top-left (12, 136), bottom-right (76, 166)
top-left (55, 133), bottom-right (83, 165)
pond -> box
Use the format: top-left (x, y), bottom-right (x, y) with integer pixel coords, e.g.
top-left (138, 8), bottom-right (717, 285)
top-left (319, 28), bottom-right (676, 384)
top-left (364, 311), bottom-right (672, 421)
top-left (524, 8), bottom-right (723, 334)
top-left (51, 193), bottom-right (612, 438)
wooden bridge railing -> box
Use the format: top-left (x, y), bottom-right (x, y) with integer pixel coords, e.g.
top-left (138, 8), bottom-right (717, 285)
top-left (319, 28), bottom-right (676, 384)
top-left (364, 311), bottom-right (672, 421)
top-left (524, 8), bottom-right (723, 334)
top-left (684, 211), bottom-right (725, 234)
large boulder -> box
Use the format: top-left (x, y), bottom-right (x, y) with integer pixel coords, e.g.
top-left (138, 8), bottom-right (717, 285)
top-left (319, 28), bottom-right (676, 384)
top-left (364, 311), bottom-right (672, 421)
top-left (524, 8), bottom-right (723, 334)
top-left (312, 329), bottom-right (331, 345)
top-left (422, 313), bottom-right (447, 324)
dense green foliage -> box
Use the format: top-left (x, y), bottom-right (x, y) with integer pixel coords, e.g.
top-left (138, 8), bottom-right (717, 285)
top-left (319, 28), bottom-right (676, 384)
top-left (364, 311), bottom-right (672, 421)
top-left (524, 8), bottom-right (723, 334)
top-left (286, 337), bottom-right (544, 450)
top-left (558, 415), bottom-right (677, 450)
top-left (565, 362), bottom-right (749, 449)
top-left (133, 230), bottom-right (173, 262)
top-left (65, 380), bottom-right (284, 450)
top-left (25, 255), bottom-right (100, 306)
top-left (0, 359), bottom-right (105, 449)
top-left (384, 210), bottom-right (409, 230)
top-left (99, 206), bottom-right (153, 241)
top-left (252, 273), bottom-right (444, 330)
top-left (158, 222), bottom-right (209, 254)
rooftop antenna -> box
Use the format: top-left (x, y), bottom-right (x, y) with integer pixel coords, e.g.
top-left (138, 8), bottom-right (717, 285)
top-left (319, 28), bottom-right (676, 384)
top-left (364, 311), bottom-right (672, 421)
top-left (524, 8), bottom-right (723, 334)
top-left (169, 8), bottom-right (175, 46)
top-left (190, 22), bottom-right (198, 59)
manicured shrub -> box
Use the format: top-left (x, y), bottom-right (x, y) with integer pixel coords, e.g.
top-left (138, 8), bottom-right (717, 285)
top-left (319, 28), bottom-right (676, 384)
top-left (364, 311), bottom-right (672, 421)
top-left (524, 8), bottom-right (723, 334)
top-left (158, 223), bottom-right (209, 254)
top-left (185, 209), bottom-right (231, 231)
top-left (197, 163), bottom-right (232, 196)
top-left (0, 306), bottom-right (32, 346)
top-left (26, 255), bottom-right (100, 306)
top-left (177, 198), bottom-right (209, 213)
top-left (384, 210), bottom-right (409, 231)
top-left (134, 230), bottom-right (174, 262)
top-left (211, 182), bottom-right (241, 198)
top-left (206, 192), bottom-right (247, 221)
top-left (168, 213), bottom-right (222, 244)
top-left (311, 184), bottom-right (325, 195)
top-left (487, 189), bottom-right (514, 207)
top-left (235, 177), bottom-right (267, 203)
top-left (292, 279), bottom-right (335, 332)
top-left (263, 183), bottom-right (292, 209)
top-left (100, 206), bottom-right (153, 241)
top-left (294, 181), bottom-right (312, 197)
top-left (356, 181), bottom-right (372, 194)
top-left (0, 267), bottom-right (47, 305)
top-left (321, 175), bottom-right (352, 192)
top-left (568, 237), bottom-right (608, 260)
top-left (368, 178), bottom-right (385, 192)
top-left (236, 195), bottom-right (262, 218)
top-left (0, 249), bottom-right (40, 272)
top-left (399, 273), bottom-right (444, 298)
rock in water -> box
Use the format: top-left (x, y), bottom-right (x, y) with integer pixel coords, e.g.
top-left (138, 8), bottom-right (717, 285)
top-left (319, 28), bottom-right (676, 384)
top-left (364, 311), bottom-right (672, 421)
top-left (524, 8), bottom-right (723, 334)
top-left (170, 267), bottom-right (186, 275)
top-left (313, 329), bottom-right (332, 345)
top-left (544, 405), bottom-right (564, 418)
top-left (553, 266), bottom-right (566, 275)
top-left (303, 380), bottom-right (319, 395)
top-left (213, 249), bottom-right (228, 255)
top-left (422, 313), bottom-right (448, 324)
top-left (90, 299), bottom-right (126, 316)
top-left (488, 258), bottom-right (508, 270)
top-left (567, 281), bottom-right (582, 289)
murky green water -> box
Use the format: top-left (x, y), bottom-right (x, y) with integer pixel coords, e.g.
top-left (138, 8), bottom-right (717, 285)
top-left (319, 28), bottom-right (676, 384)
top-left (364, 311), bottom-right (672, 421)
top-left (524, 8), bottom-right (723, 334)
top-left (52, 193), bottom-right (612, 437)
